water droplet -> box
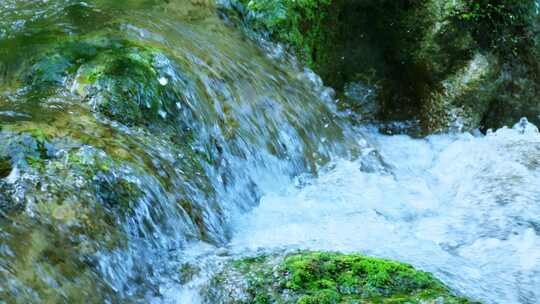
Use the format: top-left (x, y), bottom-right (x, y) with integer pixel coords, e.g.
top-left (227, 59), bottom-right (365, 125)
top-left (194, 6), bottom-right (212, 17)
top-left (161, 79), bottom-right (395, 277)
top-left (158, 109), bottom-right (167, 119)
top-left (158, 77), bottom-right (168, 86)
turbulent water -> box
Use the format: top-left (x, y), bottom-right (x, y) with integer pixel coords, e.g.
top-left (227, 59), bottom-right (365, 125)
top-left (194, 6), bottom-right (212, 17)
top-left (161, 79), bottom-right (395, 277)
top-left (172, 121), bottom-right (540, 304)
top-left (226, 122), bottom-right (540, 304)
top-left (0, 1), bottom-right (539, 304)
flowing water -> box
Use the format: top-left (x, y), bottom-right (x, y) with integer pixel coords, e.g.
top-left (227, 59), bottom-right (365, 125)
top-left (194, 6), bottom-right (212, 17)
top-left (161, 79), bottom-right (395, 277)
top-left (0, 1), bottom-right (539, 304)
top-left (224, 122), bottom-right (540, 304)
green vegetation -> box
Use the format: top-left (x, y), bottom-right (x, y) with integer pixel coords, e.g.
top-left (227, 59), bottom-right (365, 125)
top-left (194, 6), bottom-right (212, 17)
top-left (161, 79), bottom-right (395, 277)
top-left (450, 0), bottom-right (537, 58)
top-left (206, 251), bottom-right (477, 303)
top-left (238, 0), bottom-right (333, 68)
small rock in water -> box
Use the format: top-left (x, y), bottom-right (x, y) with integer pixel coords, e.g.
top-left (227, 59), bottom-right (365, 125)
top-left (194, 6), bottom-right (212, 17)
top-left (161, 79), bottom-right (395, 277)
top-left (202, 251), bottom-right (477, 304)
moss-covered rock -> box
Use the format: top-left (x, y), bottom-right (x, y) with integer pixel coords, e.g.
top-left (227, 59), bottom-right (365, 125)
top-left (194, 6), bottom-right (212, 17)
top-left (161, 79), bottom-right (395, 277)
top-left (224, 0), bottom-right (462, 131)
top-left (202, 251), bottom-right (478, 303)
top-left (231, 0), bottom-right (333, 68)
top-left (226, 0), bottom-right (540, 134)
top-left (417, 0), bottom-right (540, 133)
top-left (0, 127), bottom-right (137, 240)
top-left (22, 33), bottom-right (192, 127)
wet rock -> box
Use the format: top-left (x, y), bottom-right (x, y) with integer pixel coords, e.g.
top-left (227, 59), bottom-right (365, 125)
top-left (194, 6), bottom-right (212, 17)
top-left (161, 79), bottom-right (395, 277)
top-left (419, 0), bottom-right (540, 132)
top-left (422, 53), bottom-right (498, 132)
top-left (225, 0), bottom-right (540, 134)
top-left (201, 251), bottom-right (478, 304)
top-left (0, 131), bottom-right (122, 302)
top-left (22, 33), bottom-right (194, 128)
top-left (0, 182), bottom-right (15, 216)
top-left (0, 121), bottom-right (224, 301)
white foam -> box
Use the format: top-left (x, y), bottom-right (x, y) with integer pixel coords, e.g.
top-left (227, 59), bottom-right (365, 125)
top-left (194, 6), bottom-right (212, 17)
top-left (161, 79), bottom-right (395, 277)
top-left (226, 123), bottom-right (540, 304)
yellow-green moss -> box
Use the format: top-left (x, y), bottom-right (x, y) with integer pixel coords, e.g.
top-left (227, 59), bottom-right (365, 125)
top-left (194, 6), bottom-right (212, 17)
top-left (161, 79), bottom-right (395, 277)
top-left (207, 251), bottom-right (479, 304)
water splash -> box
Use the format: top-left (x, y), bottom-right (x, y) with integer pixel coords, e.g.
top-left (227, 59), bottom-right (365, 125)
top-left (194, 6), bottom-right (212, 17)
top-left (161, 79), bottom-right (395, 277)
top-left (221, 121), bottom-right (540, 304)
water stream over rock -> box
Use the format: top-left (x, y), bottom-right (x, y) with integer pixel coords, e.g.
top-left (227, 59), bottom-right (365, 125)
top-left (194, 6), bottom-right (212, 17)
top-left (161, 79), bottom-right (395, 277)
top-left (0, 1), bottom-right (539, 304)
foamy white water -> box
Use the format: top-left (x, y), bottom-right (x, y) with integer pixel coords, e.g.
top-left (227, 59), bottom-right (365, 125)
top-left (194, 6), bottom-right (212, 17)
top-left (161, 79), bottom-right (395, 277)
top-left (219, 120), bottom-right (540, 304)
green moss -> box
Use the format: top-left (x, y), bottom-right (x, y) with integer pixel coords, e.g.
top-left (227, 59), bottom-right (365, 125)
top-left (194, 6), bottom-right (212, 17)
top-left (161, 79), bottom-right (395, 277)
top-left (208, 251), bottom-right (478, 303)
top-left (449, 0), bottom-right (536, 58)
top-left (281, 252), bottom-right (448, 300)
top-left (237, 0), bottom-right (334, 68)
top-left (22, 33), bottom-right (188, 127)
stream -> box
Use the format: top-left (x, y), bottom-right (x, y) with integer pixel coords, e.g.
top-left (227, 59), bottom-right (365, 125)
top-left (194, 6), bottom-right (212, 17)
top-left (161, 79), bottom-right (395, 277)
top-left (0, 1), bottom-right (539, 304)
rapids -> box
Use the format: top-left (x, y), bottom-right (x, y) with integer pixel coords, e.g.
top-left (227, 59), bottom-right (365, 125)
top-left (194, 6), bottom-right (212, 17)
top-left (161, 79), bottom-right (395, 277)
top-left (170, 120), bottom-right (540, 304)
top-left (0, 1), bottom-right (539, 304)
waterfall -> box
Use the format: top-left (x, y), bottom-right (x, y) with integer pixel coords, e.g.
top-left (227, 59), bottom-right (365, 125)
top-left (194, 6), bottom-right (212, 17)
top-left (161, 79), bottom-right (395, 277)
top-left (0, 1), bottom-right (539, 304)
